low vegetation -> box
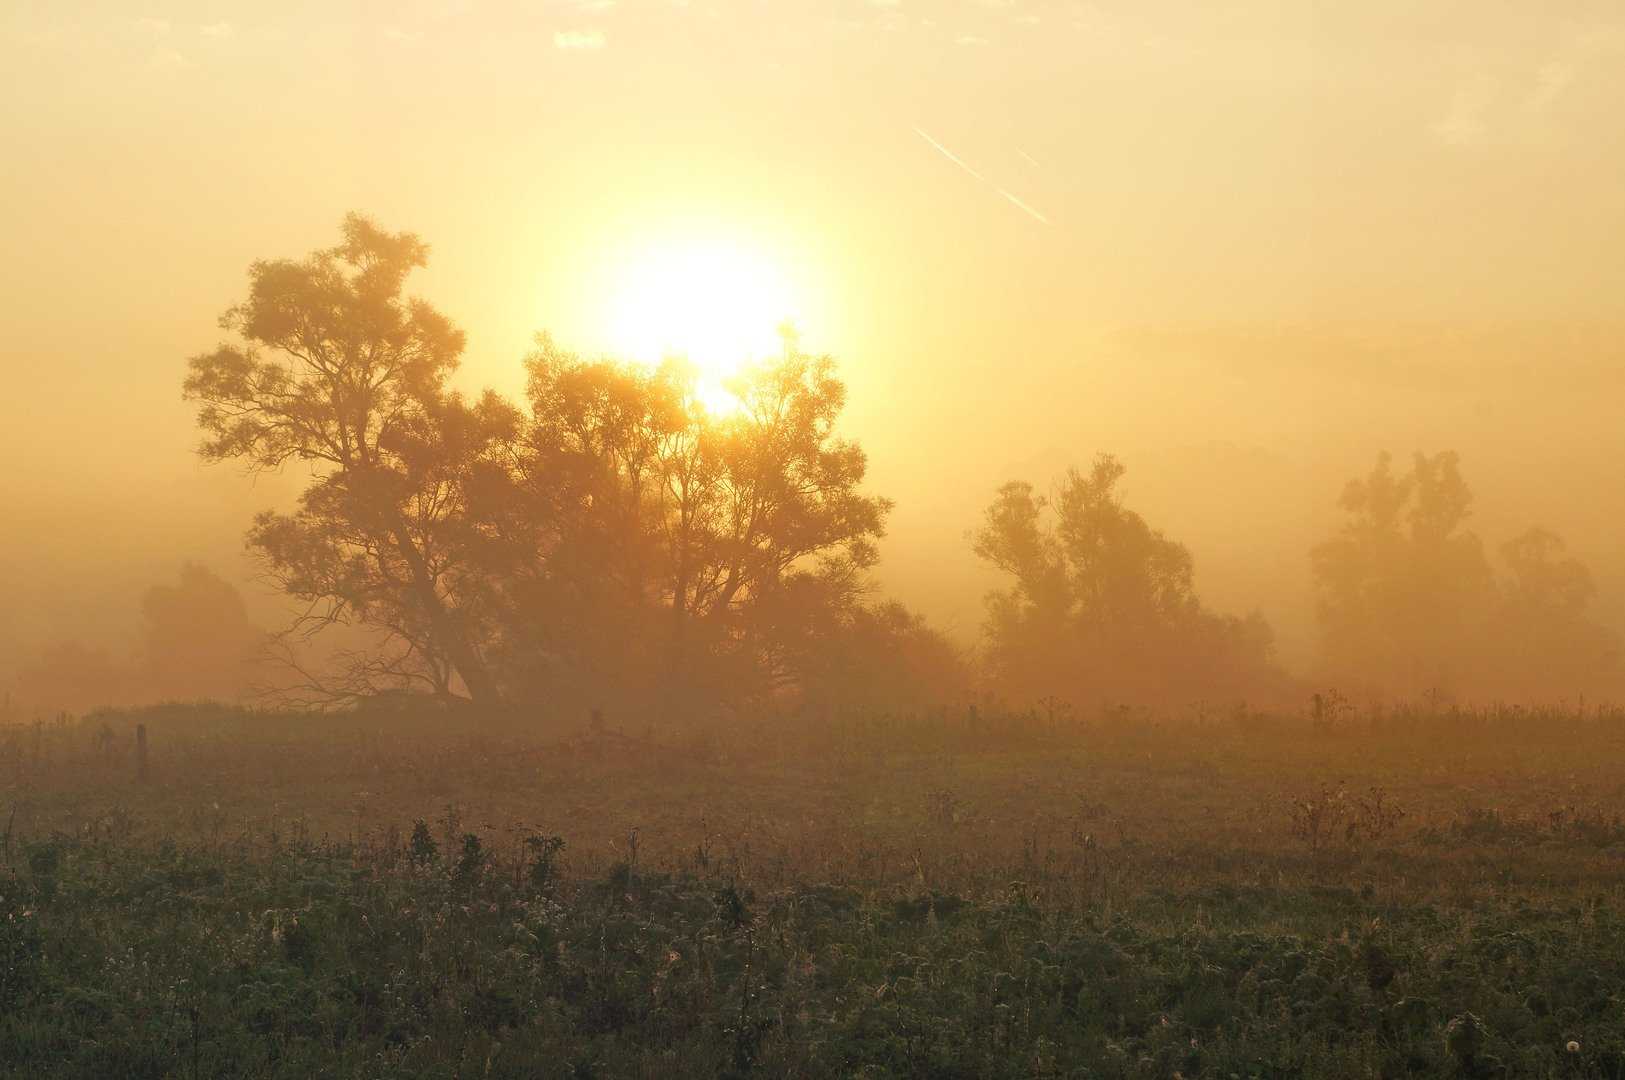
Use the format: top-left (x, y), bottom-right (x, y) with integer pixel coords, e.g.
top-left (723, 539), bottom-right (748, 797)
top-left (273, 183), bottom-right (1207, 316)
top-left (6, 701), bottom-right (1625, 1077)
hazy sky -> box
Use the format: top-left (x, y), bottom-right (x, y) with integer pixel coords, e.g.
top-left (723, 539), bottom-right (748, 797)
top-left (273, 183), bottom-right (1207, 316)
top-left (4, 1), bottom-right (1625, 678)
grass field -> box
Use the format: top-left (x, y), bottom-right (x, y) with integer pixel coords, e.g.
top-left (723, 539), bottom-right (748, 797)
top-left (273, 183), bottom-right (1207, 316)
top-left (5, 701), bottom-right (1625, 1077)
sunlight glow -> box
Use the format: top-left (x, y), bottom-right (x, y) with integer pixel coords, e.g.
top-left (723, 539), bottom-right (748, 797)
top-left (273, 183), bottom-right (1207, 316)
top-left (603, 239), bottom-right (799, 411)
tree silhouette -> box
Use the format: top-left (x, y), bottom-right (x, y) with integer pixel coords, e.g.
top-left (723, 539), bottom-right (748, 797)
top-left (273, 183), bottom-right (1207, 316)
top-left (184, 214), bottom-right (512, 704)
top-left (483, 337), bottom-right (893, 716)
top-left (785, 599), bottom-right (969, 716)
top-left (140, 563), bottom-right (265, 702)
top-left (974, 454), bottom-right (1279, 705)
top-left (1311, 451), bottom-right (1616, 700)
top-left (1312, 451), bottom-right (1495, 696)
top-left (1491, 527), bottom-right (1617, 695)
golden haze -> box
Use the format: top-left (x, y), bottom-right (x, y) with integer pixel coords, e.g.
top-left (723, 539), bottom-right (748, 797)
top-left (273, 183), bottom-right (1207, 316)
top-left (3, 2), bottom-right (1625, 705)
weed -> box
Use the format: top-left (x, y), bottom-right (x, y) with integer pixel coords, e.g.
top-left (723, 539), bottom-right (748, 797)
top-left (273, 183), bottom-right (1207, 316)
top-left (408, 819), bottom-right (438, 866)
top-left (524, 833), bottom-right (567, 891)
top-left (1286, 784), bottom-right (1348, 852)
top-left (453, 833), bottom-right (485, 886)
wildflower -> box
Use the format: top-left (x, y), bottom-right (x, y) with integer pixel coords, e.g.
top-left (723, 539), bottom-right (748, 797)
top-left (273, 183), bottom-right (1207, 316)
top-left (1568, 1041), bottom-right (1581, 1053)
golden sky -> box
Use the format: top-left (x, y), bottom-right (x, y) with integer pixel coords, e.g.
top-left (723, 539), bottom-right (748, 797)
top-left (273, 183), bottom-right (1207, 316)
top-left (4, 1), bottom-right (1625, 674)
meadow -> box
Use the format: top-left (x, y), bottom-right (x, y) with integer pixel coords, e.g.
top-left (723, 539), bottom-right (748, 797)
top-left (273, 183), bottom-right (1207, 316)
top-left (5, 700), bottom-right (1625, 1078)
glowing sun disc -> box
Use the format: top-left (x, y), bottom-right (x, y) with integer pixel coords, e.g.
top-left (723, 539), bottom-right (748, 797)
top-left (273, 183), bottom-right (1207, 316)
top-left (603, 240), bottom-right (799, 408)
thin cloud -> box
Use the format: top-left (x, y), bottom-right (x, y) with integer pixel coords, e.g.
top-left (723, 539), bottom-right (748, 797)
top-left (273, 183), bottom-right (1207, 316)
top-left (912, 126), bottom-right (986, 183)
top-left (1524, 61), bottom-right (1576, 114)
top-left (1517, 28), bottom-right (1625, 121)
top-left (554, 29), bottom-right (607, 50)
top-left (997, 188), bottom-right (1051, 225)
top-left (199, 22), bottom-right (235, 40)
top-left (913, 126), bottom-right (1051, 226)
top-left (148, 47), bottom-right (193, 70)
top-left (1434, 73), bottom-right (1494, 147)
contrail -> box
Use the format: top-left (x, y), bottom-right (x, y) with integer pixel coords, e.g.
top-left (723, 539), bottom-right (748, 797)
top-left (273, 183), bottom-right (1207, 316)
top-left (913, 125), bottom-right (1052, 226)
top-left (1016, 148), bottom-right (1041, 169)
top-left (997, 188), bottom-right (1051, 225)
top-left (912, 126), bottom-right (987, 184)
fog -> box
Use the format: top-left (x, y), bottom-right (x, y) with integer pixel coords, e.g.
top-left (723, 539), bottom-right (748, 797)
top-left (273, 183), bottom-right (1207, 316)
top-left (4, 1), bottom-right (1624, 710)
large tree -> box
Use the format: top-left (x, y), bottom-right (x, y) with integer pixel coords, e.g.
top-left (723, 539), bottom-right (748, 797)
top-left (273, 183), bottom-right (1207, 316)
top-left (472, 338), bottom-right (690, 710)
top-left (484, 337), bottom-right (893, 716)
top-left (973, 454), bottom-right (1279, 705)
top-left (183, 214), bottom-right (512, 704)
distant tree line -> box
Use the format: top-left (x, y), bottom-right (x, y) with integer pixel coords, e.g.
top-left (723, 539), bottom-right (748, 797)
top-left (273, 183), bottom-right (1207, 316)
top-left (11, 564), bottom-right (264, 713)
top-left (971, 455), bottom-right (1286, 707)
top-left (13, 214), bottom-right (1616, 718)
top-left (1311, 450), bottom-right (1617, 702)
top-left (973, 447), bottom-right (1619, 709)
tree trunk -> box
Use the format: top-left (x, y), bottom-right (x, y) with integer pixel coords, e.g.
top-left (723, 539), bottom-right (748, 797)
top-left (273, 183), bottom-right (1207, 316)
top-left (668, 566), bottom-right (690, 717)
top-left (387, 524), bottom-right (502, 706)
top-left (425, 596), bottom-right (501, 705)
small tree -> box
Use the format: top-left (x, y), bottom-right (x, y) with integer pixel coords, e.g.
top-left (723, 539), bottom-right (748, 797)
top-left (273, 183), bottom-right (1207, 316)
top-left (1309, 451), bottom-right (1617, 701)
top-left (1311, 451), bottom-right (1496, 697)
top-left (1490, 527), bottom-right (1618, 695)
top-left (973, 454), bottom-right (1280, 705)
top-left (140, 564), bottom-right (265, 702)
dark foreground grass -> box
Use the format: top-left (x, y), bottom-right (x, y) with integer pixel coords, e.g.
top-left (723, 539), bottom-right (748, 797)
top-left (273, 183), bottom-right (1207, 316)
top-left (5, 702), bottom-right (1625, 1077)
top-left (5, 832), bottom-right (1625, 1078)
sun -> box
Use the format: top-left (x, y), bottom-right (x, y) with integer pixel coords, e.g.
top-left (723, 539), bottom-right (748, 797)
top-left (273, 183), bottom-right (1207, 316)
top-left (602, 238), bottom-right (800, 410)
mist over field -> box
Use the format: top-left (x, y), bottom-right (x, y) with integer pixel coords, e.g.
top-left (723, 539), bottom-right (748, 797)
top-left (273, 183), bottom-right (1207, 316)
top-left (5, 3), bottom-right (1625, 1077)
top-left (6, 2), bottom-right (1625, 714)
top-left (10, 305), bottom-right (1625, 711)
